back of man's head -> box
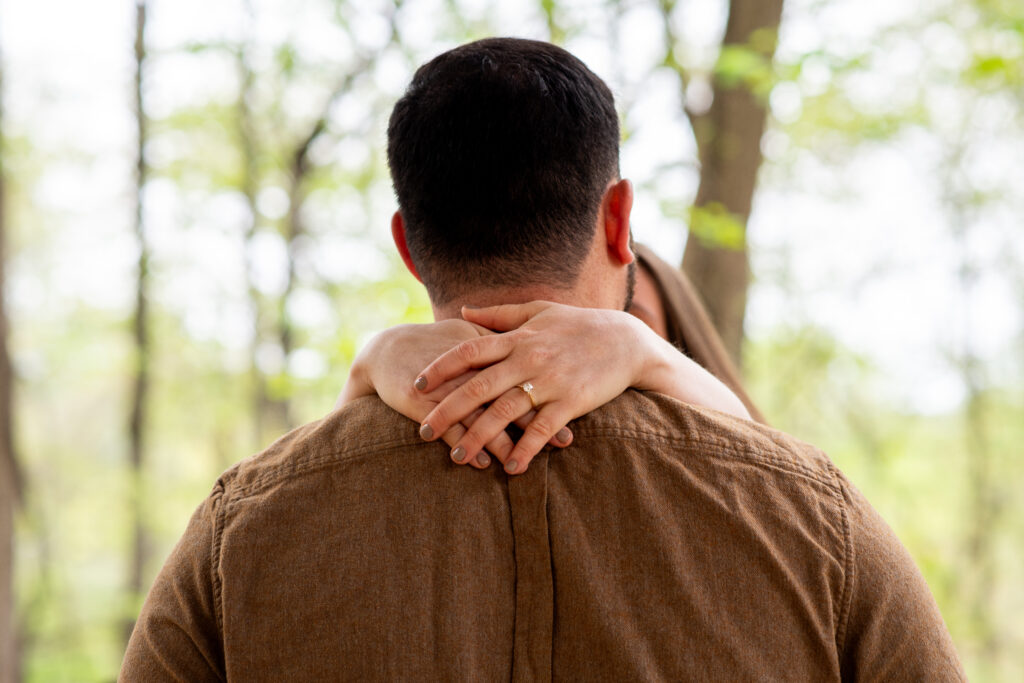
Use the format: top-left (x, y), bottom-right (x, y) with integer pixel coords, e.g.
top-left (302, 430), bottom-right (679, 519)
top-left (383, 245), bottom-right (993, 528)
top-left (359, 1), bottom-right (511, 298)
top-left (387, 38), bottom-right (620, 306)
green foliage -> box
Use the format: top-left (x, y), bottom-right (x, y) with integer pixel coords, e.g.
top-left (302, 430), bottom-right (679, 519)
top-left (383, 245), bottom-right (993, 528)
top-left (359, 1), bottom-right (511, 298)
top-left (276, 44), bottom-right (298, 75)
top-left (716, 39), bottom-right (777, 99)
top-left (5, 0), bottom-right (1024, 680)
top-left (684, 202), bottom-right (747, 250)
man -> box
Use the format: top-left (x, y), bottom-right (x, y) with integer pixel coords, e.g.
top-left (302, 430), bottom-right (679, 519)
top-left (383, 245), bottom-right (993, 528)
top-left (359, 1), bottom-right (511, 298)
top-left (121, 38), bottom-right (964, 680)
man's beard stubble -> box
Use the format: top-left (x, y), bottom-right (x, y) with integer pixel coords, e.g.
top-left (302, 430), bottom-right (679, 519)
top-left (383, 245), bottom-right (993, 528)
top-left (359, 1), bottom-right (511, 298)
top-left (623, 259), bottom-right (637, 312)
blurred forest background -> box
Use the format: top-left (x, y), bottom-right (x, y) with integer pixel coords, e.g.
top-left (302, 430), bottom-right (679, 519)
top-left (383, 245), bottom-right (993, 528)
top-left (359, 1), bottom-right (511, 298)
top-left (0, 0), bottom-right (1022, 680)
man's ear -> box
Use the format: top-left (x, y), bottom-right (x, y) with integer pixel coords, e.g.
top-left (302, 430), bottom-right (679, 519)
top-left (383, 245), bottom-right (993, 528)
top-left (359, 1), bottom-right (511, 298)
top-left (391, 211), bottom-right (422, 283)
top-left (602, 179), bottom-right (635, 266)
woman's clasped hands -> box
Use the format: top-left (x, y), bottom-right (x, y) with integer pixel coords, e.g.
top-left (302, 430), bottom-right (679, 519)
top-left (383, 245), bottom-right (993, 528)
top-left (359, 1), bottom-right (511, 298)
top-left (337, 300), bottom-right (751, 476)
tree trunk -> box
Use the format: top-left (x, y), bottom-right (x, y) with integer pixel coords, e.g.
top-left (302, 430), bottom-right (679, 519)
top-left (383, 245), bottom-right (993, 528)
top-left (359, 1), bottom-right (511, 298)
top-left (681, 0), bottom-right (785, 368)
top-left (123, 0), bottom-right (150, 648)
top-left (271, 111), bottom-right (330, 434)
top-left (233, 16), bottom-right (273, 450)
top-left (0, 29), bottom-right (22, 683)
top-left (272, 40), bottom-right (392, 433)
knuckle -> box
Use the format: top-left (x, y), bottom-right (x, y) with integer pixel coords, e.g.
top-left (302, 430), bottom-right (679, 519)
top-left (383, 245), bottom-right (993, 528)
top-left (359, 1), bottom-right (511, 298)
top-left (460, 430), bottom-right (484, 452)
top-left (526, 347), bottom-right (551, 367)
top-left (465, 375), bottom-right (491, 400)
top-left (515, 328), bottom-right (537, 344)
top-left (441, 426), bottom-right (463, 448)
top-left (430, 406), bottom-right (450, 428)
top-left (527, 416), bottom-right (555, 438)
top-left (455, 339), bottom-right (479, 362)
top-left (489, 437), bottom-right (513, 459)
top-left (492, 397), bottom-right (518, 421)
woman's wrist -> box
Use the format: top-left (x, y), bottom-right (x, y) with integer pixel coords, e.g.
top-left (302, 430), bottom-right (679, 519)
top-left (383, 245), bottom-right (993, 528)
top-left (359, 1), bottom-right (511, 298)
top-left (629, 313), bottom-right (752, 420)
top-left (336, 330), bottom-right (391, 407)
top-left (630, 314), bottom-right (680, 394)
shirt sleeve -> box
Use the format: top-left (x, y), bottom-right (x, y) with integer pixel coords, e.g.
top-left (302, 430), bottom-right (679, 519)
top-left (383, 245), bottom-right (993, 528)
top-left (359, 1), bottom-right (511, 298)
top-left (837, 474), bottom-right (966, 682)
top-left (119, 491), bottom-right (225, 682)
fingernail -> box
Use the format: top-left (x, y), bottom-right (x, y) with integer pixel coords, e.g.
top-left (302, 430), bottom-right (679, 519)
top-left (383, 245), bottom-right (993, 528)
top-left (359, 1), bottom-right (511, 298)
top-left (504, 459), bottom-right (518, 474)
top-left (556, 428), bottom-right (571, 444)
top-left (419, 423), bottom-right (434, 440)
top-left (414, 376), bottom-right (428, 391)
top-left (452, 446), bottom-right (466, 462)
top-left (476, 453), bottom-right (490, 468)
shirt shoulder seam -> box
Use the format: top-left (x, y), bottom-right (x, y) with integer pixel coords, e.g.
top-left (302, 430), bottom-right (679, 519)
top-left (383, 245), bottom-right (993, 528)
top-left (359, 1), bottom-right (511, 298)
top-left (576, 425), bottom-right (841, 494)
top-left (210, 478), bottom-right (227, 644)
top-left (221, 436), bottom-right (424, 503)
top-left (830, 463), bottom-right (856, 659)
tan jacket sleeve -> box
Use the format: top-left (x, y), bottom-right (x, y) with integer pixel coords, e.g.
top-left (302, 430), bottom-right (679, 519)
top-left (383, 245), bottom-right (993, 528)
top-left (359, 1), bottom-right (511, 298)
top-left (119, 491), bottom-right (225, 682)
top-left (837, 474), bottom-right (965, 682)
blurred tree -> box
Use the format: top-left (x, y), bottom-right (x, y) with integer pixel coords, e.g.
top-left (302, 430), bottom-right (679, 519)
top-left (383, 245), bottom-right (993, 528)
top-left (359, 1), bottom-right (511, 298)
top-left (0, 26), bottom-right (22, 683)
top-left (123, 0), bottom-right (152, 647)
top-left (234, 0), bottom-right (265, 449)
top-left (660, 0), bottom-right (785, 368)
top-left (276, 70), bottom-right (362, 431)
top-left (267, 2), bottom-right (401, 433)
top-left (937, 5), bottom-right (1019, 664)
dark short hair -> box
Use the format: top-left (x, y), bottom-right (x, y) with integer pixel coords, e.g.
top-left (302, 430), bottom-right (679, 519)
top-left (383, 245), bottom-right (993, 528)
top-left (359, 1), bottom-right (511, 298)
top-left (387, 37), bottom-right (620, 305)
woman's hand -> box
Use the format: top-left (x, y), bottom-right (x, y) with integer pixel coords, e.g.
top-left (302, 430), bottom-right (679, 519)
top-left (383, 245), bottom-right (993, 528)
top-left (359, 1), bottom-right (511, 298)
top-left (335, 320), bottom-right (571, 468)
top-left (415, 301), bottom-right (752, 475)
top-left (336, 320), bottom-right (500, 468)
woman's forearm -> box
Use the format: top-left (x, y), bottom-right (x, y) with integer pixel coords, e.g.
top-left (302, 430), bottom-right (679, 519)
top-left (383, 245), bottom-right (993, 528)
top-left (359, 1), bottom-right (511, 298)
top-left (633, 318), bottom-right (752, 421)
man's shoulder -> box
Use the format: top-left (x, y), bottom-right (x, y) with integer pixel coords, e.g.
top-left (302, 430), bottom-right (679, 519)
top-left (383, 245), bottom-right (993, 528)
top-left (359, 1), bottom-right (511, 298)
top-left (575, 390), bottom-right (841, 493)
top-left (215, 396), bottom-right (424, 502)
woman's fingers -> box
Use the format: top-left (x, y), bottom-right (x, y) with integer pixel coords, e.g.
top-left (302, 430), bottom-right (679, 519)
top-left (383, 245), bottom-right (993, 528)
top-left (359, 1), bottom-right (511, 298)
top-left (440, 409), bottom-right (511, 469)
top-left (419, 361), bottom-right (528, 439)
top-left (415, 334), bottom-right (515, 393)
top-left (437, 422), bottom-right (473, 464)
top-left (512, 414), bottom-right (573, 449)
top-left (503, 404), bottom-right (574, 475)
top-left (480, 432), bottom-right (515, 465)
top-left (440, 400), bottom-right (573, 473)
top-left (460, 301), bottom-right (549, 331)
top-left (449, 395), bottom-right (576, 475)
top-left (447, 387), bottom-right (535, 467)
top-left (463, 407), bottom-right (516, 468)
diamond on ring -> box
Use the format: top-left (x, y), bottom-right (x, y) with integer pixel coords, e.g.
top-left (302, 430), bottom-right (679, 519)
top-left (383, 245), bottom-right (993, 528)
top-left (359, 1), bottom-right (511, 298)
top-left (517, 381), bottom-right (538, 409)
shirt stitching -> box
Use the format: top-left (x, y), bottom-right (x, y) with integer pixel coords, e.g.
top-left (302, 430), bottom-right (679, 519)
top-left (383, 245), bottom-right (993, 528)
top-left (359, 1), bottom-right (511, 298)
top-left (223, 438), bottom-right (428, 502)
top-left (210, 480), bottom-right (227, 646)
top-left (573, 426), bottom-right (840, 493)
top-left (832, 467), bottom-right (856, 661)
top-left (218, 419), bottom-right (837, 502)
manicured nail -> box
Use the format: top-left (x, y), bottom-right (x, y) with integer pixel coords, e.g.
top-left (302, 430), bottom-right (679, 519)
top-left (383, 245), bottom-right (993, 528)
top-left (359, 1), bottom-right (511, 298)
top-left (476, 453), bottom-right (491, 468)
top-left (556, 428), bottom-right (571, 444)
top-left (419, 423), bottom-right (434, 440)
top-left (504, 459), bottom-right (518, 474)
top-left (414, 376), bottom-right (428, 391)
top-left (452, 446), bottom-right (466, 463)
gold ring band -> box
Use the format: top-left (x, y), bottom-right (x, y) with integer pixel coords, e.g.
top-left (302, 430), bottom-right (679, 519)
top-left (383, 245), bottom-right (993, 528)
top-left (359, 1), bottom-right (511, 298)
top-left (517, 382), bottom-right (538, 410)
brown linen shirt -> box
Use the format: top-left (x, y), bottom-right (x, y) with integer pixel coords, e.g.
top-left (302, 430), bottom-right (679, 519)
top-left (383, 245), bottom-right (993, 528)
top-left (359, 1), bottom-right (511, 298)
top-left (121, 392), bottom-right (964, 681)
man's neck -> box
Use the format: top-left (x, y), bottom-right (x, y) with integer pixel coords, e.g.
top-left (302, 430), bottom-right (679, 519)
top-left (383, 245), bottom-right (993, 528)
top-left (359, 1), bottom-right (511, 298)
top-left (429, 244), bottom-right (631, 321)
top-left (431, 285), bottom-right (583, 321)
